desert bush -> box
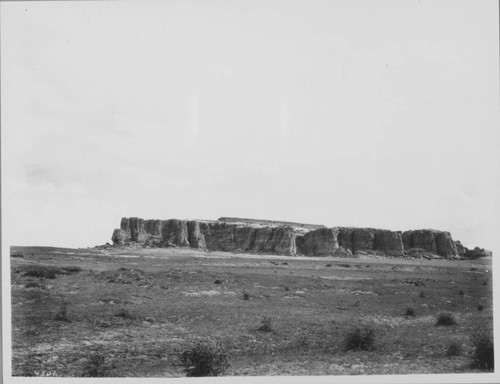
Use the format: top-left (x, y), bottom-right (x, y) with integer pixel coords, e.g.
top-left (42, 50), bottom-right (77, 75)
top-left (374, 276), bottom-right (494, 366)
top-left (404, 307), bottom-right (416, 318)
top-left (177, 336), bottom-right (230, 377)
top-left (436, 312), bottom-right (457, 326)
top-left (115, 307), bottom-right (134, 319)
top-left (343, 322), bottom-right (377, 351)
top-left (446, 340), bottom-right (462, 356)
top-left (257, 316), bottom-right (273, 332)
top-left (470, 328), bottom-right (494, 370)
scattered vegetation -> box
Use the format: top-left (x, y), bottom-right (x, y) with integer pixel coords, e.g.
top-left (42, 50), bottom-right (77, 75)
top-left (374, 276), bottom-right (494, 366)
top-left (436, 312), bottom-right (457, 326)
top-left (177, 337), bottom-right (230, 377)
top-left (343, 323), bottom-right (377, 351)
top-left (10, 246), bottom-right (493, 377)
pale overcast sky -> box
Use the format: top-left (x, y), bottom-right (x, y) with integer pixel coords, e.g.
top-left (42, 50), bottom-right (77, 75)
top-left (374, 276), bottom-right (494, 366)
top-left (2, 0), bottom-right (499, 250)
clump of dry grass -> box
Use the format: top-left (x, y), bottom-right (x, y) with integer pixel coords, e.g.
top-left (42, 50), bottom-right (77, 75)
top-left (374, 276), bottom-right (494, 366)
top-left (177, 336), bottom-right (230, 377)
top-left (403, 307), bottom-right (416, 318)
top-left (435, 312), bottom-right (457, 326)
top-left (343, 322), bottom-right (377, 351)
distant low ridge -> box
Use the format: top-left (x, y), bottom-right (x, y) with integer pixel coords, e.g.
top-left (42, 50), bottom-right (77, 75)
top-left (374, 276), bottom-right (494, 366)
top-left (111, 217), bottom-right (490, 260)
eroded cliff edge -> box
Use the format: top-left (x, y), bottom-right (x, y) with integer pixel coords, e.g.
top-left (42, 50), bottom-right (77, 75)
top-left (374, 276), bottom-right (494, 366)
top-left (110, 217), bottom-right (488, 259)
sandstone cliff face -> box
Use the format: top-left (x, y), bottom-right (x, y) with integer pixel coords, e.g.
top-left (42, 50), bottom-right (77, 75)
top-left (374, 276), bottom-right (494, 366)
top-left (187, 221), bottom-right (207, 250)
top-left (374, 230), bottom-right (404, 253)
top-left (402, 229), bottom-right (457, 257)
top-left (112, 217), bottom-right (462, 259)
top-left (297, 228), bottom-right (341, 256)
top-left (200, 223), bottom-right (297, 255)
top-left (334, 228), bottom-right (403, 255)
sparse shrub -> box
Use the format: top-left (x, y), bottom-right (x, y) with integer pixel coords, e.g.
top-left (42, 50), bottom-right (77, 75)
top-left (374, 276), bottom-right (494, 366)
top-left (24, 281), bottom-right (43, 289)
top-left (54, 302), bottom-right (71, 322)
top-left (257, 316), bottom-right (273, 332)
top-left (177, 336), bottom-right (230, 377)
top-left (81, 352), bottom-right (109, 377)
top-left (436, 311), bottom-right (457, 326)
top-left (19, 265), bottom-right (81, 279)
top-left (22, 266), bottom-right (56, 279)
top-left (446, 340), bottom-right (462, 356)
top-left (470, 328), bottom-right (494, 370)
top-left (243, 291), bottom-right (251, 300)
top-left (343, 322), bottom-right (377, 351)
top-left (404, 307), bottom-right (416, 318)
top-left (419, 290), bottom-right (425, 298)
top-left (115, 307), bottom-right (134, 319)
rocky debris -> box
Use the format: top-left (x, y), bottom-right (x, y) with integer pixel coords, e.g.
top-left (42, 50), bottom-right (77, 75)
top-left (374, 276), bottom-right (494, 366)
top-left (110, 217), bottom-right (477, 259)
top-left (463, 247), bottom-right (489, 259)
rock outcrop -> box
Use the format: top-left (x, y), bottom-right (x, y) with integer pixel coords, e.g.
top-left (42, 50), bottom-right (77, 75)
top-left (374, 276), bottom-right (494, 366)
top-left (402, 229), bottom-right (457, 257)
top-left (296, 228), bottom-right (341, 256)
top-left (111, 217), bottom-right (474, 259)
